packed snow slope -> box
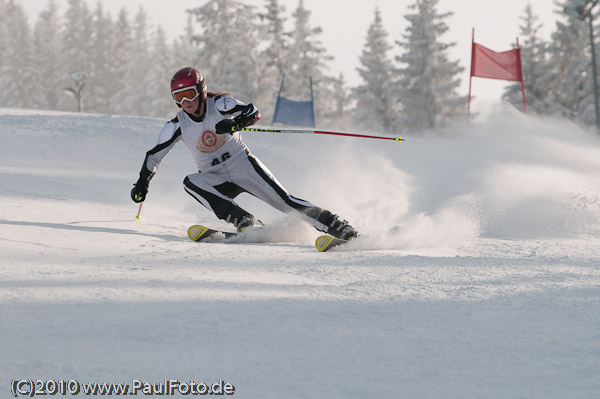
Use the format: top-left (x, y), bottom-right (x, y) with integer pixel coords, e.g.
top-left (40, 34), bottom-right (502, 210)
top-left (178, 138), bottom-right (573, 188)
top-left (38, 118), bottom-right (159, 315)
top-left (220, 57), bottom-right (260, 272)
top-left (1, 107), bottom-right (599, 398)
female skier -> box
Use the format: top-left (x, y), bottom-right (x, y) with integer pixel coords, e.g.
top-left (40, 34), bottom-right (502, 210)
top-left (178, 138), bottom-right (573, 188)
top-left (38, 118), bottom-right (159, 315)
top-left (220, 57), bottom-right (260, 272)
top-left (131, 67), bottom-right (358, 240)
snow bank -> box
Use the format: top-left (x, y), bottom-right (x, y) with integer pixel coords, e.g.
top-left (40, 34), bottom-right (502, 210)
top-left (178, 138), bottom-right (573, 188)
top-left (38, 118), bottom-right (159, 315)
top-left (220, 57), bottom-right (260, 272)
top-left (1, 106), bottom-right (599, 399)
top-left (250, 105), bottom-right (600, 250)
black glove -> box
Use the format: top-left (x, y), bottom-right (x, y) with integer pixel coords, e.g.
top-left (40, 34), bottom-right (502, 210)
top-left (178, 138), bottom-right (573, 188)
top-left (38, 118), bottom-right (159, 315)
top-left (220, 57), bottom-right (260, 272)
top-left (131, 179), bottom-right (149, 203)
top-left (215, 118), bottom-right (240, 134)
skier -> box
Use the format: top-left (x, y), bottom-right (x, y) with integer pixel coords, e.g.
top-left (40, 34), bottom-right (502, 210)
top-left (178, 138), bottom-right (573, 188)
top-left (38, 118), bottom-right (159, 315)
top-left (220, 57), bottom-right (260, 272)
top-left (131, 67), bottom-right (359, 240)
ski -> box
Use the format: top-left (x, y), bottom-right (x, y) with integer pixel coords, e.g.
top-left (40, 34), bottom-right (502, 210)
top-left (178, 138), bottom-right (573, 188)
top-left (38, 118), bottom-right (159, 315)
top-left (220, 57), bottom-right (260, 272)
top-left (189, 225), bottom-right (356, 251)
top-left (187, 225), bottom-right (237, 242)
top-left (315, 235), bottom-right (353, 252)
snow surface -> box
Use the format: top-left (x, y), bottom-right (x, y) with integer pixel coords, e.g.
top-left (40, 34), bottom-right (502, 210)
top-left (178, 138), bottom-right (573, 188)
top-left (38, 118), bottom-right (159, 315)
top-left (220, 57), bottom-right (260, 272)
top-left (1, 106), bottom-right (599, 398)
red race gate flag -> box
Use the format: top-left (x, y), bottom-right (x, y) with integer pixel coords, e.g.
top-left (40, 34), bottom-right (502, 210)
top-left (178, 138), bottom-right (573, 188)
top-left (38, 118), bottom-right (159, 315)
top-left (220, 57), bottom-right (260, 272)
top-left (468, 29), bottom-right (526, 120)
top-left (471, 43), bottom-right (522, 81)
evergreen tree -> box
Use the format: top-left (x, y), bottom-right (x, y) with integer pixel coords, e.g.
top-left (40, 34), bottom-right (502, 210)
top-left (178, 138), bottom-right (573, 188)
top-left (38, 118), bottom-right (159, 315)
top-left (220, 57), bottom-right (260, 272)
top-left (0, 0), bottom-right (7, 100)
top-left (260, 0), bottom-right (290, 78)
top-left (32, 0), bottom-right (62, 110)
top-left (286, 0), bottom-right (336, 126)
top-left (258, 0), bottom-right (291, 122)
top-left (144, 26), bottom-right (177, 118)
top-left (352, 8), bottom-right (398, 133)
top-left (395, 0), bottom-right (465, 132)
top-left (109, 7), bottom-right (136, 114)
top-left (172, 14), bottom-right (197, 68)
top-left (0, 0), bottom-right (10, 106)
top-left (546, 1), bottom-right (595, 124)
top-left (0, 0), bottom-right (34, 109)
top-left (330, 73), bottom-right (353, 130)
top-left (187, 0), bottom-right (264, 102)
top-left (60, 0), bottom-right (93, 111)
top-left (502, 4), bottom-right (552, 115)
top-left (122, 7), bottom-right (152, 116)
top-left (87, 2), bottom-right (115, 114)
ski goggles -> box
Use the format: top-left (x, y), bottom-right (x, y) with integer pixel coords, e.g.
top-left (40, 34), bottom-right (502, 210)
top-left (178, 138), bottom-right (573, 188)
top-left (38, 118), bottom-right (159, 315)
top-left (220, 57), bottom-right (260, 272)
top-left (172, 87), bottom-right (200, 104)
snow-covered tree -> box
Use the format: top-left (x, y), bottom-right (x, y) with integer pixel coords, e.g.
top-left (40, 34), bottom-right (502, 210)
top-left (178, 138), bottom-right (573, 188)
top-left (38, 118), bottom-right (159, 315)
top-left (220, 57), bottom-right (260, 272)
top-left (0, 0), bottom-right (7, 91)
top-left (120, 7), bottom-right (152, 116)
top-left (32, 0), bottom-right (62, 110)
top-left (395, 0), bottom-right (465, 132)
top-left (0, 0), bottom-right (34, 109)
top-left (286, 0), bottom-right (337, 126)
top-left (352, 8), bottom-right (399, 133)
top-left (260, 0), bottom-right (290, 78)
top-left (187, 0), bottom-right (264, 102)
top-left (545, 1), bottom-right (596, 124)
top-left (144, 26), bottom-right (178, 118)
top-left (85, 2), bottom-right (114, 114)
top-left (257, 0), bottom-right (291, 122)
top-left (502, 4), bottom-right (552, 115)
top-left (330, 73), bottom-right (353, 130)
top-left (172, 15), bottom-right (197, 69)
top-left (0, 0), bottom-right (10, 106)
top-left (60, 0), bottom-right (93, 111)
top-left (108, 7), bottom-right (137, 114)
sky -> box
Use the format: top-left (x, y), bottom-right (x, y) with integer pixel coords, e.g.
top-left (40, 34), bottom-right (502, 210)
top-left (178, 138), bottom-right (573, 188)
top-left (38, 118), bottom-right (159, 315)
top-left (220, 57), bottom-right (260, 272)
top-left (24, 0), bottom-right (561, 112)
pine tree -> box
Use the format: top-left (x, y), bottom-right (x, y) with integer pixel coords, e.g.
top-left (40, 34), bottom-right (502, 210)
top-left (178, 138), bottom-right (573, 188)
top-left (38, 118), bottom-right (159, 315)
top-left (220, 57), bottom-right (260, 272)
top-left (172, 14), bottom-right (197, 68)
top-left (330, 73), bottom-right (353, 130)
top-left (352, 8), bottom-right (398, 133)
top-left (286, 0), bottom-right (336, 126)
top-left (395, 0), bottom-right (465, 133)
top-left (144, 26), bottom-right (177, 118)
top-left (545, 1), bottom-right (596, 124)
top-left (187, 0), bottom-right (264, 102)
top-left (260, 0), bottom-right (290, 78)
top-left (60, 0), bottom-right (94, 111)
top-left (0, 0), bottom-right (7, 101)
top-left (258, 0), bottom-right (291, 122)
top-left (108, 7), bottom-right (136, 115)
top-left (31, 0), bottom-right (62, 110)
top-left (0, 0), bottom-right (9, 107)
top-left (122, 7), bottom-right (152, 116)
top-left (87, 3), bottom-right (115, 114)
top-left (0, 0), bottom-right (34, 109)
top-left (502, 4), bottom-right (551, 115)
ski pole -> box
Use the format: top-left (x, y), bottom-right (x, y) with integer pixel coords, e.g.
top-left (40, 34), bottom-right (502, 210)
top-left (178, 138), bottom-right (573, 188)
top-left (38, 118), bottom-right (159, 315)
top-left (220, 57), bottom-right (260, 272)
top-left (239, 127), bottom-right (404, 143)
top-left (135, 202), bottom-right (143, 221)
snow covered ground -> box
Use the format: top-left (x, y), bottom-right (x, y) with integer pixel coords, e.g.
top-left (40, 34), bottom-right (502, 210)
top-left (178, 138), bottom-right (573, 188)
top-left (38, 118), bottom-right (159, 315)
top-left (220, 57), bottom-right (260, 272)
top-left (1, 107), bottom-right (599, 398)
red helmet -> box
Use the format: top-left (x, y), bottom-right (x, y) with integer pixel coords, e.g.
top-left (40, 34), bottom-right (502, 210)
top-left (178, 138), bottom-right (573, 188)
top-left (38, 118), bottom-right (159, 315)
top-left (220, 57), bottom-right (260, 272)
top-left (170, 67), bottom-right (207, 103)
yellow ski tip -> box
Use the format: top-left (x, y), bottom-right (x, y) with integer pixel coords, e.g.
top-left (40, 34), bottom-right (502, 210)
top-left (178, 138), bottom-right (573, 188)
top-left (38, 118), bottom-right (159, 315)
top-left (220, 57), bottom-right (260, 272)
top-left (315, 235), bottom-right (336, 252)
top-left (395, 136), bottom-right (404, 142)
top-left (188, 225), bottom-right (210, 241)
